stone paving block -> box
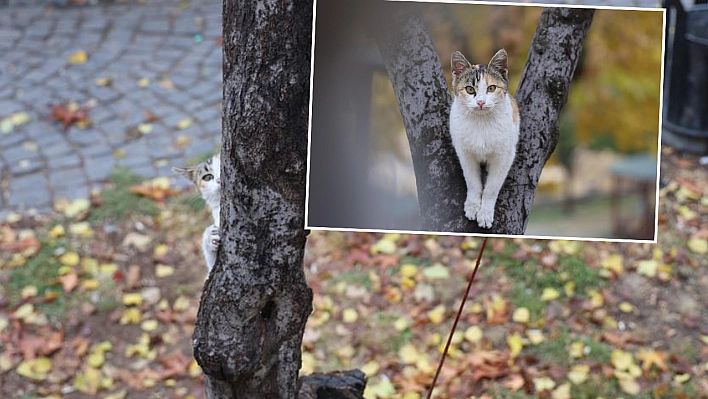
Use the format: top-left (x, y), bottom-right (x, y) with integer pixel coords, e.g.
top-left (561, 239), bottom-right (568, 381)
top-left (84, 156), bottom-right (115, 182)
top-left (53, 183), bottom-right (90, 202)
top-left (47, 153), bottom-right (81, 170)
top-left (193, 106), bottom-right (221, 124)
top-left (0, 99), bottom-right (24, 115)
top-left (9, 157), bottom-right (44, 176)
top-left (48, 167), bottom-right (86, 188)
top-left (67, 129), bottom-right (103, 147)
top-left (126, 163), bottom-right (157, 177)
top-left (81, 143), bottom-right (113, 158)
top-left (3, 144), bottom-right (39, 164)
top-left (8, 172), bottom-right (50, 209)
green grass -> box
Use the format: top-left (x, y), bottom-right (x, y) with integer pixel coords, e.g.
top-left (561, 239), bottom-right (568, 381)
top-left (89, 168), bottom-right (160, 221)
top-left (7, 238), bottom-right (65, 301)
top-left (530, 330), bottom-right (613, 367)
top-left (331, 268), bottom-right (372, 290)
top-left (508, 283), bottom-right (545, 322)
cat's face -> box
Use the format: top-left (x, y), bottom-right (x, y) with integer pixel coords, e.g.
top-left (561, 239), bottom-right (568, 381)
top-left (173, 154), bottom-right (221, 205)
top-left (451, 49), bottom-right (509, 113)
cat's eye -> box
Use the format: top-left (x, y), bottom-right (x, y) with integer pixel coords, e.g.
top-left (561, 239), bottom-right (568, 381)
top-left (487, 85), bottom-right (496, 92)
top-left (203, 174), bottom-right (214, 181)
top-left (465, 86), bottom-right (475, 95)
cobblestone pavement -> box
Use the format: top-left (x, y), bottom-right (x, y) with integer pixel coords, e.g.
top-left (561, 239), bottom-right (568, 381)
top-left (0, 0), bottom-right (222, 216)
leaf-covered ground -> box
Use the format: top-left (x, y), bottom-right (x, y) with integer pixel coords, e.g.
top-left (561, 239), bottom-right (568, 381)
top-left (1, 145), bottom-right (707, 399)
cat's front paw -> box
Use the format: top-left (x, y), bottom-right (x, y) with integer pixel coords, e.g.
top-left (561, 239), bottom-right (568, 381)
top-left (206, 225), bottom-right (220, 252)
top-left (476, 206), bottom-right (494, 229)
top-left (464, 197), bottom-right (481, 221)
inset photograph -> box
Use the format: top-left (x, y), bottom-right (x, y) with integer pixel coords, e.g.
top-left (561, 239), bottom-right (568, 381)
top-left (306, 0), bottom-right (664, 242)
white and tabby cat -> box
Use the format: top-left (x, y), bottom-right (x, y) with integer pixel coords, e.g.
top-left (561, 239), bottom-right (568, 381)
top-left (173, 154), bottom-right (221, 272)
top-left (449, 49), bottom-right (520, 229)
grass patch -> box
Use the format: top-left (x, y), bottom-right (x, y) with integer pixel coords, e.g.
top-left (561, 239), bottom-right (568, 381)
top-left (330, 268), bottom-right (372, 290)
top-left (7, 238), bottom-right (65, 302)
top-left (508, 283), bottom-right (545, 321)
top-left (530, 330), bottom-right (613, 367)
top-left (490, 386), bottom-right (536, 399)
top-left (89, 168), bottom-right (160, 221)
top-left (559, 256), bottom-right (605, 295)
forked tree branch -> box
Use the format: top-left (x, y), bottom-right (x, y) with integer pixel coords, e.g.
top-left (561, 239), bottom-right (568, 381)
top-left (375, 6), bottom-right (594, 234)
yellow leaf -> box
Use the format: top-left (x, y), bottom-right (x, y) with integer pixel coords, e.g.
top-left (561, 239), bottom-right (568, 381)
top-left (177, 118), bottom-right (192, 130)
top-left (533, 376), bottom-right (556, 391)
top-left (364, 376), bottom-right (396, 399)
top-left (49, 225), bottom-right (66, 238)
top-left (10, 112), bottom-right (31, 126)
top-left (688, 237), bottom-right (708, 255)
top-left (188, 359), bottom-right (202, 378)
top-left (427, 305), bottom-right (446, 324)
top-left (569, 341), bottom-right (585, 358)
top-left (69, 222), bottom-right (94, 237)
top-left (153, 244), bottom-right (169, 257)
top-left (13, 303), bottom-right (35, 320)
top-left (512, 307), bottom-right (530, 323)
top-left (677, 205), bottom-right (697, 220)
top-left (94, 77), bottom-right (113, 87)
top-left (21, 285), bottom-right (38, 299)
top-left (99, 263), bottom-right (118, 275)
top-left (618, 377), bottom-right (640, 395)
top-left (137, 123), bottom-right (153, 135)
top-left (141, 319), bottom-right (158, 332)
top-left (551, 383), bottom-right (571, 399)
top-left (564, 281), bottom-right (576, 297)
top-left (588, 289), bottom-right (604, 308)
top-left (637, 349), bottom-right (668, 372)
top-left (541, 287), bottom-right (560, 301)
top-left (601, 254), bottom-right (624, 274)
top-left (122, 293), bottom-right (143, 306)
top-left (137, 77), bottom-right (150, 88)
top-left (16, 357), bottom-right (52, 380)
top-left (464, 326), bottom-right (483, 344)
top-left (611, 350), bottom-right (636, 371)
top-left (342, 308), bottom-right (358, 323)
top-left (700, 335), bottom-right (708, 345)
top-left (619, 302), bottom-right (634, 313)
top-left (400, 264), bottom-right (418, 278)
top-left (120, 308), bottom-right (142, 325)
top-left (155, 264), bottom-right (174, 278)
top-left (64, 198), bottom-right (90, 218)
top-left (527, 329), bottom-right (545, 345)
top-left (361, 360), bottom-right (380, 376)
top-left (370, 236), bottom-right (397, 255)
top-left (399, 344), bottom-right (421, 364)
top-left (637, 259), bottom-right (658, 277)
top-left (59, 252), bottom-right (80, 266)
top-left (393, 317), bottom-right (409, 332)
top-left (173, 296), bottom-right (190, 312)
top-left (87, 351), bottom-right (105, 368)
top-left (568, 364), bottom-right (589, 384)
top-left (104, 389), bottom-right (128, 399)
top-left (69, 50), bottom-right (88, 64)
top-left (73, 367), bottom-right (102, 394)
top-left (82, 280), bottom-right (99, 290)
top-left (113, 149), bottom-right (126, 159)
top-left (175, 135), bottom-right (190, 148)
top-left (507, 333), bottom-right (524, 358)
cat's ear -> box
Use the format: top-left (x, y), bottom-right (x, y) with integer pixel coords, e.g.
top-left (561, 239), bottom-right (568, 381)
top-left (489, 49), bottom-right (509, 80)
top-left (451, 51), bottom-right (471, 76)
top-left (172, 166), bottom-right (195, 181)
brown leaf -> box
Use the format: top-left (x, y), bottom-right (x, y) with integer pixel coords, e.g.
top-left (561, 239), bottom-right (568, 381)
top-left (59, 272), bottom-right (79, 293)
top-left (156, 351), bottom-right (191, 379)
top-left (144, 111), bottom-right (160, 122)
top-left (48, 104), bottom-right (90, 132)
top-left (18, 334), bottom-right (45, 360)
top-left (42, 330), bottom-right (64, 356)
top-left (129, 184), bottom-right (178, 202)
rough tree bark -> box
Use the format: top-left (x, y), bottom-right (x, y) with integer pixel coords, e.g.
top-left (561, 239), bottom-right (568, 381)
top-left (191, 0), bottom-right (364, 398)
top-left (375, 6), bottom-right (594, 234)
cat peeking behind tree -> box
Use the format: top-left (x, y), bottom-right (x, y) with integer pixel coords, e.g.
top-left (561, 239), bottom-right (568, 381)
top-left (173, 154), bottom-right (221, 273)
top-left (449, 49), bottom-right (520, 229)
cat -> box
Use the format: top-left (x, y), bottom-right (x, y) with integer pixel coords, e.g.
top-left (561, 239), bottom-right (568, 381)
top-left (173, 154), bottom-right (221, 273)
top-left (449, 49), bottom-right (520, 229)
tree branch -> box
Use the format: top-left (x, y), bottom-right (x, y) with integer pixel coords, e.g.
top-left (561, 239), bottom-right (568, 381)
top-left (375, 5), bottom-right (594, 234)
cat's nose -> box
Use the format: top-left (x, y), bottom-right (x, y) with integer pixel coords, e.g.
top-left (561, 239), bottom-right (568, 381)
top-left (216, 177), bottom-right (221, 184)
top-left (477, 100), bottom-right (485, 109)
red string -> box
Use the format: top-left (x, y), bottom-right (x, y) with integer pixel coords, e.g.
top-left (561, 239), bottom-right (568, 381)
top-left (426, 237), bottom-right (489, 399)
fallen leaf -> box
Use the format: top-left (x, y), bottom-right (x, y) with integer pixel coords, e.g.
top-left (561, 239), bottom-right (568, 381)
top-left (16, 357), bottom-right (52, 380)
top-left (422, 263), bottom-right (449, 280)
top-left (602, 254), bottom-right (624, 274)
top-left (568, 364), bottom-right (589, 384)
top-left (48, 104), bottom-right (90, 132)
top-left (464, 326), bottom-right (483, 344)
top-left (59, 272), bottom-right (79, 293)
top-left (507, 333), bottom-right (524, 358)
top-left (68, 50), bottom-right (88, 64)
top-left (636, 349), bottom-right (668, 372)
top-left (342, 308), bottom-right (358, 323)
top-left (688, 237), bottom-right (708, 255)
top-left (512, 307), bottom-right (530, 323)
top-left (533, 376), bottom-right (556, 391)
top-left (155, 264), bottom-right (174, 278)
top-left (177, 118), bottom-right (192, 130)
top-left (551, 383), bottom-right (571, 399)
top-left (541, 287), bottom-right (560, 301)
top-left (137, 77), bottom-right (150, 88)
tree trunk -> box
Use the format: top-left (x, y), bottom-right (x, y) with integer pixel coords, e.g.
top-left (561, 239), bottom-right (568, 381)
top-left (375, 6), bottom-right (594, 234)
top-left (191, 0), bottom-right (314, 397)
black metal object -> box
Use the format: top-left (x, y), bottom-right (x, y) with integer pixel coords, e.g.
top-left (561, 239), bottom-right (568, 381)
top-left (663, 0), bottom-right (708, 152)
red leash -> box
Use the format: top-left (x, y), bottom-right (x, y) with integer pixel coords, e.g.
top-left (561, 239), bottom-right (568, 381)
top-left (426, 237), bottom-right (489, 399)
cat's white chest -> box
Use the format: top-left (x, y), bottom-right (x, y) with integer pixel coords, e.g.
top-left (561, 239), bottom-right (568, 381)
top-left (449, 97), bottom-right (518, 162)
